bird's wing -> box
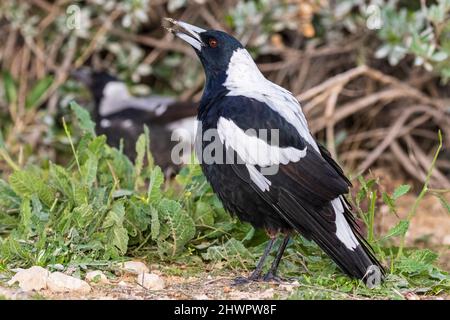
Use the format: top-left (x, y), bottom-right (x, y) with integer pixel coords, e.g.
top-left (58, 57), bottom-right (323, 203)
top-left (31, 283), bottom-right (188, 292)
top-left (317, 142), bottom-right (352, 187)
top-left (217, 96), bottom-right (349, 206)
top-left (99, 92), bottom-right (175, 118)
top-left (216, 96), bottom-right (383, 278)
top-left (228, 79), bottom-right (319, 150)
top-left (228, 75), bottom-right (353, 189)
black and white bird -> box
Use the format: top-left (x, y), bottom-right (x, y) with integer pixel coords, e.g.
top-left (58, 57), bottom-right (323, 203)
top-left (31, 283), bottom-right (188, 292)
top-left (166, 19), bottom-right (384, 286)
top-left (71, 68), bottom-right (198, 175)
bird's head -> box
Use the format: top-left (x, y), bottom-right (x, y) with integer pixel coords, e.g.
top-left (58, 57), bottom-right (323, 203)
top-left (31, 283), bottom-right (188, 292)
top-left (165, 19), bottom-right (244, 79)
top-left (71, 68), bottom-right (123, 105)
top-left (71, 68), bottom-right (117, 91)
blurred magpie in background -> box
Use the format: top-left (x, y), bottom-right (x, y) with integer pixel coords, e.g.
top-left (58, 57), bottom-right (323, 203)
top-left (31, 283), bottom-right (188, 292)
top-left (71, 68), bottom-right (197, 176)
top-left (166, 19), bottom-right (384, 287)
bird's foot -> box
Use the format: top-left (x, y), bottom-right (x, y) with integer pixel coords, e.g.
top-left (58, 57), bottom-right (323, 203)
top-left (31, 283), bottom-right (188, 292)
top-left (232, 273), bottom-right (292, 285)
top-left (232, 272), bottom-right (264, 286)
top-left (262, 272), bottom-right (291, 283)
top-left (232, 276), bottom-right (253, 286)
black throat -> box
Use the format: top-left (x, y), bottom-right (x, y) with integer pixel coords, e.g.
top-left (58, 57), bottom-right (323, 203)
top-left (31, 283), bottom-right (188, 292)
top-left (198, 70), bottom-right (229, 120)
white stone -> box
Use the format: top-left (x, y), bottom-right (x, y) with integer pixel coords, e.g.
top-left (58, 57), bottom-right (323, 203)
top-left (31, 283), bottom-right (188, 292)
top-left (442, 234), bottom-right (450, 245)
top-left (47, 272), bottom-right (91, 294)
top-left (120, 261), bottom-right (149, 275)
top-left (136, 273), bottom-right (165, 290)
top-left (85, 270), bottom-right (108, 284)
top-left (7, 266), bottom-right (49, 292)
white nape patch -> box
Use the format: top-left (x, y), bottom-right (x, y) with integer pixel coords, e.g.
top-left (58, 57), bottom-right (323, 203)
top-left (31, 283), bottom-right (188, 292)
top-left (246, 164), bottom-right (271, 192)
top-left (223, 48), bottom-right (319, 152)
top-left (167, 116), bottom-right (198, 142)
top-left (99, 82), bottom-right (175, 117)
top-left (100, 119), bottom-right (111, 128)
top-left (332, 198), bottom-right (359, 251)
top-left (217, 117), bottom-right (307, 167)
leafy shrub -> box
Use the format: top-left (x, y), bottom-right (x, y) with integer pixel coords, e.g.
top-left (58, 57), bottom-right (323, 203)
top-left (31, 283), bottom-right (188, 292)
top-left (0, 101), bottom-right (261, 269)
top-left (323, 0), bottom-right (450, 82)
top-left (0, 102), bottom-right (197, 267)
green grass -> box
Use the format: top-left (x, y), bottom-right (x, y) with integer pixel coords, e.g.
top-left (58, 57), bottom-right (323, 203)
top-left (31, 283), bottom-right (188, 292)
top-left (0, 102), bottom-right (449, 300)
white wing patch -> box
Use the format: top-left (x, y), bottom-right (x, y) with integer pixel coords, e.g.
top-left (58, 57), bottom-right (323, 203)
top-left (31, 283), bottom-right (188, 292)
top-left (223, 48), bottom-right (319, 152)
top-left (332, 198), bottom-right (359, 251)
top-left (217, 117), bottom-right (307, 167)
top-left (100, 82), bottom-right (174, 117)
top-left (217, 117), bottom-right (307, 191)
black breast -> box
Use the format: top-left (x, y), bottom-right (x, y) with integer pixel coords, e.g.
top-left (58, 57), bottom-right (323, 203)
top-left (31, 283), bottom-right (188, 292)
top-left (197, 101), bottom-right (291, 232)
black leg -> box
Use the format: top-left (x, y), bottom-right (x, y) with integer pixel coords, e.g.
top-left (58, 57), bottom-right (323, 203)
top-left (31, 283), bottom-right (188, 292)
top-left (249, 237), bottom-right (276, 280)
top-left (263, 235), bottom-right (290, 282)
top-left (232, 237), bottom-right (276, 285)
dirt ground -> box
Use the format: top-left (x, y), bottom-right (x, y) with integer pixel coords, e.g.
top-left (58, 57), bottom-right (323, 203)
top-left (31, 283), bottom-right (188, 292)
top-left (0, 271), bottom-right (301, 300)
top-left (1, 265), bottom-right (448, 300)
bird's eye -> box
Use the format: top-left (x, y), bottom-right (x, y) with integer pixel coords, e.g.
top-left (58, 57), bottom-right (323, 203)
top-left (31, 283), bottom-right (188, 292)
top-left (208, 38), bottom-right (218, 48)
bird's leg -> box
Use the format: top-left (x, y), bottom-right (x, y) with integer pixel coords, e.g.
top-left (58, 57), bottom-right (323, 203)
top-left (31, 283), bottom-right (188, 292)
top-left (262, 235), bottom-right (290, 282)
top-left (248, 237), bottom-right (276, 280)
top-left (232, 237), bottom-right (276, 285)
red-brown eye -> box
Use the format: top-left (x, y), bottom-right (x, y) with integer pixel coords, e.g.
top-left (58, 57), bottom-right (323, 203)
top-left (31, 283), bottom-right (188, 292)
top-left (208, 38), bottom-right (218, 48)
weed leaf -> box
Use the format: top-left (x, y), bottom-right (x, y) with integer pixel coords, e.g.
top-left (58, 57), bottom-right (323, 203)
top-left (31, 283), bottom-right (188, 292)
top-left (25, 76), bottom-right (53, 109)
top-left (70, 101), bottom-right (96, 135)
top-left (393, 184), bottom-right (411, 199)
top-left (383, 220), bottom-right (410, 240)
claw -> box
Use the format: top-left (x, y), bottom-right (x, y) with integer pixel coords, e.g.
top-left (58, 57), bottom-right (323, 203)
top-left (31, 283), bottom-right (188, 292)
top-left (262, 272), bottom-right (293, 283)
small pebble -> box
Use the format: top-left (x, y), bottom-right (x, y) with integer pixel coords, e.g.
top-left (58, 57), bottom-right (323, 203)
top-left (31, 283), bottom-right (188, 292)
top-left (85, 270), bottom-right (108, 284)
top-left (8, 266), bottom-right (49, 292)
top-left (47, 272), bottom-right (91, 294)
top-left (120, 261), bottom-right (149, 275)
top-left (136, 273), bottom-right (165, 290)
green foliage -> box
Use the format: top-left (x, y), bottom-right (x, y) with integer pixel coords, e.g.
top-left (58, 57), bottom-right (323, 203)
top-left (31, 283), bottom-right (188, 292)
top-left (329, 0), bottom-right (450, 82)
top-left (25, 76), bottom-right (53, 110)
top-left (0, 102), bottom-right (256, 269)
top-left (2, 71), bottom-right (53, 110)
top-left (2, 71), bottom-right (17, 105)
top-left (70, 101), bottom-right (96, 136)
top-left (286, 170), bottom-right (450, 299)
top-left (393, 185), bottom-right (411, 199)
top-left (344, 142), bottom-right (450, 296)
top-left (202, 238), bottom-right (254, 270)
top-left (0, 102), bottom-right (197, 267)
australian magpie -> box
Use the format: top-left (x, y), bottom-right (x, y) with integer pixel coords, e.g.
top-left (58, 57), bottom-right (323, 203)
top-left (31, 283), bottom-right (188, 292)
top-left (71, 68), bottom-right (198, 175)
top-left (166, 19), bottom-right (384, 287)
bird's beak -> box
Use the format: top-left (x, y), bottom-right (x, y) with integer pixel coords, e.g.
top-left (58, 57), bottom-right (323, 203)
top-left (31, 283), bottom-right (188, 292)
top-left (70, 67), bottom-right (93, 86)
top-left (164, 18), bottom-right (206, 51)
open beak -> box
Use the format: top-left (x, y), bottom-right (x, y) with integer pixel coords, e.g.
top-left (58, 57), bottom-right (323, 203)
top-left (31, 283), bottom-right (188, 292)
top-left (164, 18), bottom-right (206, 51)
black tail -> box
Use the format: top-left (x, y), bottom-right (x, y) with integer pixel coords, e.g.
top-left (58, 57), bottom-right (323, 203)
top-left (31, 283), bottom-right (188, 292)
top-left (278, 192), bottom-right (385, 287)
